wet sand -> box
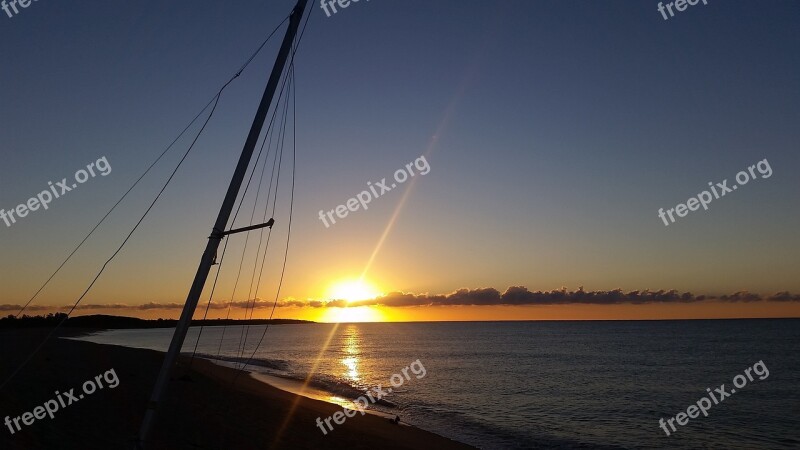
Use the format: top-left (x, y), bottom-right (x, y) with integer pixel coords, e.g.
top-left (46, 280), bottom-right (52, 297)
top-left (0, 328), bottom-right (474, 449)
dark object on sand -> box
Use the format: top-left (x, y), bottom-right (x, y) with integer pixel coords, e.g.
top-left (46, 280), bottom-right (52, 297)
top-left (389, 415), bottom-right (401, 425)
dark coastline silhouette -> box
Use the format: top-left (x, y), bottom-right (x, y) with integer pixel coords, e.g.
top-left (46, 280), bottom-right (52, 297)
top-left (0, 313), bottom-right (313, 330)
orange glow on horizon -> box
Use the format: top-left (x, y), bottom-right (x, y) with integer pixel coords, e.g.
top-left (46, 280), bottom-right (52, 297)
top-left (54, 301), bottom-right (800, 323)
top-left (320, 306), bottom-right (384, 323)
top-left (254, 302), bottom-right (800, 323)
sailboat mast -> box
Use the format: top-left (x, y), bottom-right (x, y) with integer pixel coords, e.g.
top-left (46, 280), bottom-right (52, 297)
top-left (135, 0), bottom-right (308, 448)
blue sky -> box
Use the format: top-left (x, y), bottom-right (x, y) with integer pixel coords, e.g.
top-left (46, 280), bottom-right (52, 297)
top-left (1, 0), bottom-right (798, 319)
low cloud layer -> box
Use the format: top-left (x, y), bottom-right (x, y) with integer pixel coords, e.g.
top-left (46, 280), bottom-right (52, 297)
top-left (342, 287), bottom-right (800, 308)
top-left (3, 287), bottom-right (799, 313)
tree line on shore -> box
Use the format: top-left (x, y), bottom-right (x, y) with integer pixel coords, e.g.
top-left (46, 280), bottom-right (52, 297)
top-left (0, 313), bottom-right (313, 329)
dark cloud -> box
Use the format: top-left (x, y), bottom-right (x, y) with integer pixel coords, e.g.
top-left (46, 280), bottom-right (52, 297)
top-left (717, 291), bottom-right (763, 303)
top-left (0, 304), bottom-right (53, 312)
top-left (325, 287), bottom-right (800, 307)
top-left (75, 303), bottom-right (154, 310)
top-left (230, 299), bottom-right (309, 309)
top-left (443, 288), bottom-right (501, 305)
top-left (766, 291), bottom-right (800, 302)
top-left (348, 291), bottom-right (445, 308)
top-left (498, 287), bottom-right (701, 305)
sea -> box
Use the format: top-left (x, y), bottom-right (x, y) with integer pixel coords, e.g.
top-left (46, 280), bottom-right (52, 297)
top-left (72, 319), bottom-right (800, 449)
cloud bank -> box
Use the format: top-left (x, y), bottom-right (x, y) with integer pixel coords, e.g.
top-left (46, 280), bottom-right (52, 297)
top-left (342, 287), bottom-right (800, 308)
top-left (3, 287), bottom-right (799, 312)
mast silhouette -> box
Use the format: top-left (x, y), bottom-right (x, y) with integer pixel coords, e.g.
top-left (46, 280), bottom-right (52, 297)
top-left (135, 0), bottom-right (308, 447)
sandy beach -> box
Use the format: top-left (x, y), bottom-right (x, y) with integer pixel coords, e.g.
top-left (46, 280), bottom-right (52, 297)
top-left (0, 328), bottom-right (474, 449)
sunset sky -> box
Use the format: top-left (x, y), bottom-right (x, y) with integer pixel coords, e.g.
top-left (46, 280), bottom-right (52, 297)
top-left (1, 0), bottom-right (799, 322)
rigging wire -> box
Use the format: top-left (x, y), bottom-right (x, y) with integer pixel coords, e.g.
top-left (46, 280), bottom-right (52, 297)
top-left (183, 2), bottom-right (310, 392)
top-left (0, 13), bottom-right (292, 393)
top-left (231, 12), bottom-right (308, 383)
top-left (190, 94), bottom-right (279, 363)
top-left (13, 97), bottom-right (210, 320)
top-left (190, 54), bottom-right (297, 363)
top-left (12, 14), bottom-right (290, 321)
top-left (0, 93), bottom-right (222, 393)
top-left (231, 84), bottom-right (290, 361)
top-left (236, 71), bottom-right (291, 365)
top-left (234, 61), bottom-right (297, 383)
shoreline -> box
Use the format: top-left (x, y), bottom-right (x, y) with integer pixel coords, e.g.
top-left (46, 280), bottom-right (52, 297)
top-left (71, 329), bottom-right (403, 414)
top-left (0, 328), bottom-right (475, 449)
top-left (216, 365), bottom-right (401, 420)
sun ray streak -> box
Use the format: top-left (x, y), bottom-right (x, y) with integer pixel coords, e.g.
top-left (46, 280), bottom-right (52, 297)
top-left (270, 322), bottom-right (342, 447)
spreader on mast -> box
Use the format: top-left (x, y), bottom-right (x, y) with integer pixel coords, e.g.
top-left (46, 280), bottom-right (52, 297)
top-left (135, 1), bottom-right (309, 448)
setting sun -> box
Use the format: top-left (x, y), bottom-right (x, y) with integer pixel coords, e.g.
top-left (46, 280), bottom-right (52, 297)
top-left (326, 279), bottom-right (381, 303)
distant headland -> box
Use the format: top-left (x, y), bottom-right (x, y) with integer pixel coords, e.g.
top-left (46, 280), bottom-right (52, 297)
top-left (0, 313), bottom-right (314, 329)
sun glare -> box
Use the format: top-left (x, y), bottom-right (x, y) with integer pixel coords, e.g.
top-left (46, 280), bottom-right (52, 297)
top-left (327, 279), bottom-right (381, 303)
top-left (322, 279), bottom-right (384, 323)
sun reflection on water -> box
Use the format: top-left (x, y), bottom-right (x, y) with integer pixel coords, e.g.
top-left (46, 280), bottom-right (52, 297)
top-left (341, 325), bottom-right (361, 382)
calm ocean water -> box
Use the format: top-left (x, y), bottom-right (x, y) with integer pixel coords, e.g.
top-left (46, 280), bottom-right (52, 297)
top-left (74, 320), bottom-right (800, 449)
